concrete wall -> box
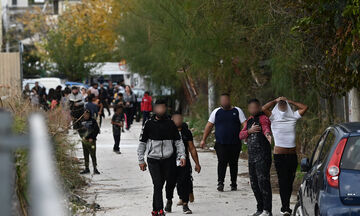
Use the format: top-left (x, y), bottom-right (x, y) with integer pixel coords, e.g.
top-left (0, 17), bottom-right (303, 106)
top-left (0, 52), bottom-right (21, 97)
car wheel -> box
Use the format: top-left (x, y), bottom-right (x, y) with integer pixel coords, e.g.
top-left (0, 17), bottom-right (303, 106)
top-left (293, 201), bottom-right (304, 216)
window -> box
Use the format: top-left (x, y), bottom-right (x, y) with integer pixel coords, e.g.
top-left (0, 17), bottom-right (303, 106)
top-left (319, 130), bottom-right (336, 163)
top-left (341, 136), bottom-right (360, 170)
top-left (12, 0), bottom-right (17, 6)
top-left (311, 132), bottom-right (327, 166)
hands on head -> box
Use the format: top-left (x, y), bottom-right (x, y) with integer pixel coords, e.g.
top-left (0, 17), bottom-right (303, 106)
top-left (275, 96), bottom-right (287, 102)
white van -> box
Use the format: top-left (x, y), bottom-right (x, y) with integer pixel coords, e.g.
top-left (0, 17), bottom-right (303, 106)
top-left (23, 77), bottom-right (65, 93)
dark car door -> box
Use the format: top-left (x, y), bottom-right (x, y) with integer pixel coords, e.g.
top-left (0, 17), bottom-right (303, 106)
top-left (302, 129), bottom-right (336, 215)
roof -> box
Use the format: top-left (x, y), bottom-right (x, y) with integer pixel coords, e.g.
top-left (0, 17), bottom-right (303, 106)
top-left (336, 122), bottom-right (360, 133)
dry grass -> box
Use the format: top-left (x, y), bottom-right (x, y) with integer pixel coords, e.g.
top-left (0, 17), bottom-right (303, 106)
top-left (0, 93), bottom-right (87, 215)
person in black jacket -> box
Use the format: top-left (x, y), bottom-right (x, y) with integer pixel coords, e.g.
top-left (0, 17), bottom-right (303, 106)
top-left (137, 100), bottom-right (186, 216)
top-left (165, 112), bottom-right (201, 214)
top-left (78, 109), bottom-right (100, 174)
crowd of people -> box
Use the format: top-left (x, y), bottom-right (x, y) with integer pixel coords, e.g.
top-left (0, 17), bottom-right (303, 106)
top-left (24, 81), bottom-right (308, 216)
top-left (22, 80), bottom-right (153, 174)
top-left (138, 93), bottom-right (307, 216)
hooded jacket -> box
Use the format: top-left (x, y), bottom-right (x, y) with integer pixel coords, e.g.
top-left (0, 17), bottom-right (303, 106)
top-left (78, 118), bottom-right (100, 140)
top-left (137, 115), bottom-right (186, 164)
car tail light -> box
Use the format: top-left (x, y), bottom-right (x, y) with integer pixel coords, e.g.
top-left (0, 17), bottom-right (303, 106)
top-left (326, 138), bottom-right (348, 188)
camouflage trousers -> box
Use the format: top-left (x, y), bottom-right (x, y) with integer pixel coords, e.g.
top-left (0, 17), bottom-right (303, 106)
top-left (82, 139), bottom-right (97, 169)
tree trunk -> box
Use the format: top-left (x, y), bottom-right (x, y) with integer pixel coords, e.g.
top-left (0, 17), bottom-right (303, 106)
top-left (208, 74), bottom-right (215, 115)
top-left (349, 88), bottom-right (360, 122)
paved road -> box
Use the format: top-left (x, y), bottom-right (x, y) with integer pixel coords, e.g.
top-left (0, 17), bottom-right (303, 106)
top-left (77, 115), bottom-right (296, 216)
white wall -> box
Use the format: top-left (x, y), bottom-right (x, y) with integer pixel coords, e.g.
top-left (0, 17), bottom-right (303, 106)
top-left (6, 0), bottom-right (28, 7)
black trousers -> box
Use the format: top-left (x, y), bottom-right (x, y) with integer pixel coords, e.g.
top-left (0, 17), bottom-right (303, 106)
top-left (215, 143), bottom-right (241, 185)
top-left (113, 132), bottom-right (121, 151)
top-left (148, 157), bottom-right (175, 211)
top-left (124, 107), bottom-right (133, 129)
top-left (274, 154), bottom-right (298, 212)
top-left (165, 159), bottom-right (192, 203)
top-left (143, 111), bottom-right (151, 125)
top-left (82, 140), bottom-right (97, 169)
top-left (249, 159), bottom-right (272, 212)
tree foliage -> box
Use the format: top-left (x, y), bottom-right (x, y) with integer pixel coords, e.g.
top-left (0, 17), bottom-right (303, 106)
top-left (19, 0), bottom-right (123, 80)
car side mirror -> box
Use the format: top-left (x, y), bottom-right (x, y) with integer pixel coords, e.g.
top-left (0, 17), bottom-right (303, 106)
top-left (301, 158), bottom-right (311, 172)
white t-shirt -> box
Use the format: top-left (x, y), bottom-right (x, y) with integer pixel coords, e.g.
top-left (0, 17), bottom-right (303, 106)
top-left (270, 102), bottom-right (302, 148)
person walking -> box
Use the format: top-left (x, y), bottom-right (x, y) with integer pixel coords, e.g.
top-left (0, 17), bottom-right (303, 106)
top-left (107, 81), bottom-right (115, 105)
top-left (85, 94), bottom-right (99, 119)
top-left (99, 83), bottom-right (111, 116)
top-left (262, 97), bottom-right (308, 216)
top-left (240, 99), bottom-right (272, 216)
top-left (200, 93), bottom-right (246, 191)
top-left (111, 105), bottom-right (125, 154)
top-left (165, 112), bottom-right (201, 214)
top-left (89, 83), bottom-right (99, 98)
top-left (69, 86), bottom-right (85, 129)
top-left (137, 100), bottom-right (186, 216)
top-left (78, 110), bottom-right (100, 175)
top-left (141, 91), bottom-right (152, 125)
top-left (124, 85), bottom-right (136, 130)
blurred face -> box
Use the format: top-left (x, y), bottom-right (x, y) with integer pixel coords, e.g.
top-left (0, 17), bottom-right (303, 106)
top-left (35, 82), bottom-right (39, 87)
top-left (100, 84), bottom-right (104, 88)
top-left (220, 95), bottom-right (231, 109)
top-left (84, 112), bottom-right (90, 120)
top-left (72, 88), bottom-right (78, 94)
top-left (248, 102), bottom-right (261, 116)
top-left (125, 86), bottom-right (131, 93)
top-left (278, 101), bottom-right (288, 112)
top-left (81, 88), bottom-right (86, 94)
top-left (154, 104), bottom-right (167, 118)
top-left (172, 114), bottom-right (183, 128)
top-left (116, 108), bottom-right (122, 114)
top-left (94, 84), bottom-right (98, 89)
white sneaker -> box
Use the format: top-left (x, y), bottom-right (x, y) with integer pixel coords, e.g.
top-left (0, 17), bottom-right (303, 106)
top-left (259, 210), bottom-right (272, 216)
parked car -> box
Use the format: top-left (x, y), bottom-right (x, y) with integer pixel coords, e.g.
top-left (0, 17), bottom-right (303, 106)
top-left (294, 122), bottom-right (360, 216)
top-left (65, 81), bottom-right (89, 89)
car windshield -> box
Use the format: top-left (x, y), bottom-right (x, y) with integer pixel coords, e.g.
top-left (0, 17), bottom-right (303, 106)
top-left (341, 136), bottom-right (360, 170)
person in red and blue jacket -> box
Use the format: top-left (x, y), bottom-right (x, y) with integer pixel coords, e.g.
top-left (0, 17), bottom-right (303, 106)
top-left (240, 98), bottom-right (273, 216)
top-left (141, 91), bottom-right (152, 125)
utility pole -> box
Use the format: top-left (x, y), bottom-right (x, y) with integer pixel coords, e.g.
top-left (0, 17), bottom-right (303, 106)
top-left (0, 1), bottom-right (2, 52)
top-left (208, 73), bottom-right (215, 115)
top-left (349, 88), bottom-right (360, 122)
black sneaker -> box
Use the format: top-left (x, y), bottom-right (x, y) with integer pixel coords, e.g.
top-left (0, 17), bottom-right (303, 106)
top-left (183, 204), bottom-right (192, 214)
top-left (280, 207), bottom-right (292, 216)
top-left (80, 168), bottom-right (90, 174)
top-left (230, 184), bottom-right (237, 191)
top-left (113, 149), bottom-right (121, 154)
top-left (165, 200), bottom-right (172, 212)
top-left (94, 168), bottom-right (100, 175)
top-left (217, 182), bottom-right (224, 192)
top-left (249, 211), bottom-right (262, 216)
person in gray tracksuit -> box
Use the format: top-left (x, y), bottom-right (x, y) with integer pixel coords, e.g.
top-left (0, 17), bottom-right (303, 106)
top-left (138, 99), bottom-right (186, 216)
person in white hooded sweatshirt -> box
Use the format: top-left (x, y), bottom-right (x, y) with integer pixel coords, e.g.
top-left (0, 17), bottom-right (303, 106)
top-left (262, 97), bottom-right (308, 216)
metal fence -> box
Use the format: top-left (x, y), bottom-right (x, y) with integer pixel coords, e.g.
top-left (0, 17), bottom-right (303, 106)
top-left (0, 111), bottom-right (68, 216)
